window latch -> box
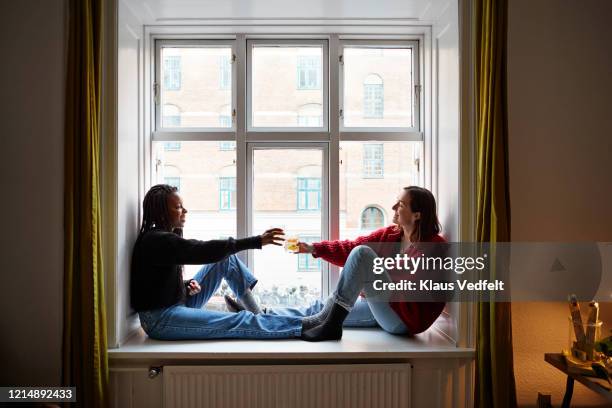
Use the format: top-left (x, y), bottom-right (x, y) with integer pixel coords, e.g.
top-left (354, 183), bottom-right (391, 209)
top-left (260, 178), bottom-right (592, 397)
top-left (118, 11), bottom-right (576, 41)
top-left (232, 109), bottom-right (236, 123)
top-left (414, 84), bottom-right (422, 99)
top-left (414, 157), bottom-right (420, 173)
top-left (339, 55), bottom-right (344, 64)
top-left (339, 108), bottom-right (344, 118)
top-left (231, 54), bottom-right (236, 64)
top-left (153, 82), bottom-right (160, 105)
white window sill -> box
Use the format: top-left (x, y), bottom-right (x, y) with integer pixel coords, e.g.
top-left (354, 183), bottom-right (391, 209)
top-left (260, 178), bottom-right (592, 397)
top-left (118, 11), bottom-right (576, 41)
top-left (108, 327), bottom-right (475, 361)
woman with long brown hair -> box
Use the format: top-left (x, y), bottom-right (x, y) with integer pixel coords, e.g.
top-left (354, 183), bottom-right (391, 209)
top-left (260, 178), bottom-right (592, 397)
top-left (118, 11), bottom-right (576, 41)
top-left (299, 186), bottom-right (446, 341)
top-left (225, 186), bottom-right (447, 341)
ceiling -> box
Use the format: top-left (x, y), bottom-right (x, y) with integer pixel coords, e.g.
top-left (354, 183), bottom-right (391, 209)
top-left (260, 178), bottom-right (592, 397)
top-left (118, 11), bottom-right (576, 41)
top-left (121, 0), bottom-right (439, 24)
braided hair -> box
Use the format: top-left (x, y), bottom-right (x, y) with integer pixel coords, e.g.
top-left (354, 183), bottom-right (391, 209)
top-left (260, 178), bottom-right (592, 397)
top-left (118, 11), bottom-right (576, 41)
top-left (132, 184), bottom-right (185, 303)
top-left (138, 184), bottom-right (183, 238)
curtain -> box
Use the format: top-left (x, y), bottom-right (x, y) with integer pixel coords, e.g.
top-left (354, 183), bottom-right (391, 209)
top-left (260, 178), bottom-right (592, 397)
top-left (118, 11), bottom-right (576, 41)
top-left (474, 0), bottom-right (517, 407)
top-left (63, 0), bottom-right (108, 407)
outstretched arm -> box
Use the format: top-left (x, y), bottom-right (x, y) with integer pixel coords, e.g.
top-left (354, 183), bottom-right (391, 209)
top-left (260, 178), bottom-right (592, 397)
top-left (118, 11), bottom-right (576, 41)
top-left (299, 229), bottom-right (387, 267)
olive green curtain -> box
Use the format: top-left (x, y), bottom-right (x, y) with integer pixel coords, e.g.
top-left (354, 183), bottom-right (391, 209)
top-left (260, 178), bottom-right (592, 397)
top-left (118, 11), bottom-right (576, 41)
top-left (63, 0), bottom-right (108, 407)
top-left (474, 0), bottom-right (517, 407)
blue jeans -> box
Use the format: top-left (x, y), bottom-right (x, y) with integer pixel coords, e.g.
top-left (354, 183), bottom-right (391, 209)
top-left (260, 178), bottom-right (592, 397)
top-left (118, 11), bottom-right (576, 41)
top-left (138, 255), bottom-right (303, 340)
top-left (269, 245), bottom-right (408, 335)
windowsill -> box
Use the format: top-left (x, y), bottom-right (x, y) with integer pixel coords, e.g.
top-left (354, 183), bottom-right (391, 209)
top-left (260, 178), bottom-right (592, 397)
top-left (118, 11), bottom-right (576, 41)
top-left (108, 327), bottom-right (475, 361)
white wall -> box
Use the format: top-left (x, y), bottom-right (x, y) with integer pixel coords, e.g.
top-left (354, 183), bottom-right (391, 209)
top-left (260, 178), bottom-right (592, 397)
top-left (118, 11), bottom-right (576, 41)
top-left (508, 0), bottom-right (612, 406)
top-left (109, 0), bottom-right (143, 348)
top-left (0, 0), bottom-right (65, 386)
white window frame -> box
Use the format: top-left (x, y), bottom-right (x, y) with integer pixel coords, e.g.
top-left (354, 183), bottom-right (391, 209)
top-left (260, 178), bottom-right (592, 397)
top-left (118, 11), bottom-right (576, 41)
top-left (146, 33), bottom-right (427, 299)
top-left (246, 142), bottom-right (330, 295)
top-left (154, 39), bottom-right (237, 135)
top-left (246, 39), bottom-right (329, 133)
top-left (339, 39), bottom-right (421, 135)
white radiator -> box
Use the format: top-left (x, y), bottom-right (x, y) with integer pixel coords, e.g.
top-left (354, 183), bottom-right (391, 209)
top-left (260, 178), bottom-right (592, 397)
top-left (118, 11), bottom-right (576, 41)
top-left (163, 363), bottom-right (412, 408)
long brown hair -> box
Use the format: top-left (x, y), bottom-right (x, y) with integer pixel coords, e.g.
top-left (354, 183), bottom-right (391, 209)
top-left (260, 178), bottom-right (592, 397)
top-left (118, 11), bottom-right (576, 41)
top-left (403, 186), bottom-right (441, 242)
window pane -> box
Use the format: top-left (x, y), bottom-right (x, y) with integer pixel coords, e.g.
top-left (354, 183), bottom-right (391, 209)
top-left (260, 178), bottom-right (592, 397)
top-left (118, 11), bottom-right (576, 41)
top-left (154, 141), bottom-right (237, 279)
top-left (252, 148), bottom-right (323, 306)
top-left (298, 236), bottom-right (321, 271)
top-left (363, 144), bottom-right (384, 178)
top-left (251, 45), bottom-right (324, 128)
top-left (340, 141), bottom-right (422, 239)
top-left (343, 47), bottom-right (413, 128)
top-left (163, 56), bottom-right (181, 91)
top-left (160, 46), bottom-right (232, 128)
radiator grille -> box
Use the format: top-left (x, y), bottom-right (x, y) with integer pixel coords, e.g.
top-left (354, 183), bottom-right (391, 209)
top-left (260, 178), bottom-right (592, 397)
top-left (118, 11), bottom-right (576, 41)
top-left (163, 364), bottom-right (411, 408)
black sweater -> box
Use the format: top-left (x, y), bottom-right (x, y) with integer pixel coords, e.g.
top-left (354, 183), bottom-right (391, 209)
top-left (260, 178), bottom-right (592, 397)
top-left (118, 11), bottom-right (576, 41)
top-left (130, 229), bottom-right (262, 312)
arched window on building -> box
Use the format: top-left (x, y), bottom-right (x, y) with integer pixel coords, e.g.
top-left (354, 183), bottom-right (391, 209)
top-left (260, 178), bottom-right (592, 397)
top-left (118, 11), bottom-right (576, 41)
top-left (361, 206), bottom-right (385, 230)
top-left (363, 74), bottom-right (384, 118)
top-left (297, 103), bottom-right (323, 127)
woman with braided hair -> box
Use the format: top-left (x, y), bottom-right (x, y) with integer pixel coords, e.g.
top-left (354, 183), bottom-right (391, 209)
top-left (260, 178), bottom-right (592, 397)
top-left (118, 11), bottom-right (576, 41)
top-left (131, 184), bottom-right (307, 340)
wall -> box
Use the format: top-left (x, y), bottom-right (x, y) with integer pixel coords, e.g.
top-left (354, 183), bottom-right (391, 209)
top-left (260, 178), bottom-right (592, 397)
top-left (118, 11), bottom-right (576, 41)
top-left (0, 0), bottom-right (65, 386)
top-left (508, 0), bottom-right (612, 406)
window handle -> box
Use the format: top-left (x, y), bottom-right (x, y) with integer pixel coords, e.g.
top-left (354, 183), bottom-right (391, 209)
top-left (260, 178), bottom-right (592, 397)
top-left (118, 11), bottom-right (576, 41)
top-left (153, 82), bottom-right (160, 105)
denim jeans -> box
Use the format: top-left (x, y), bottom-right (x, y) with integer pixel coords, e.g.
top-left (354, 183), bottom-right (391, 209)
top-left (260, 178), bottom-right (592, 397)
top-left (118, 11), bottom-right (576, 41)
top-left (269, 245), bottom-right (408, 335)
top-left (138, 254), bottom-right (303, 340)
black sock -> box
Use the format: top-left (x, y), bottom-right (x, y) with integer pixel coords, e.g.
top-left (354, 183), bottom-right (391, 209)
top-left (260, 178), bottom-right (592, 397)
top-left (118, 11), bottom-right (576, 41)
top-left (302, 297), bottom-right (334, 331)
top-left (301, 303), bottom-right (349, 342)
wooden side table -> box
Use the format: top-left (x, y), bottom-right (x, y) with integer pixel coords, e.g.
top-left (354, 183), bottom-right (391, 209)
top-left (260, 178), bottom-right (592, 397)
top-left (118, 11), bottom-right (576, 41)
top-left (545, 353), bottom-right (612, 407)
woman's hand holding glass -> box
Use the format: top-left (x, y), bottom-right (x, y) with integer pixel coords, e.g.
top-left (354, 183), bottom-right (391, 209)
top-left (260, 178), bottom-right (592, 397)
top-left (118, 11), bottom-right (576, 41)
top-left (298, 242), bottom-right (314, 254)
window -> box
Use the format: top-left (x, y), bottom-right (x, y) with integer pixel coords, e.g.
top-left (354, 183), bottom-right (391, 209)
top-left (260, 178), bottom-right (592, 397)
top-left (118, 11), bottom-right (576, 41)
top-left (164, 176), bottom-right (181, 190)
top-left (219, 177), bottom-right (236, 210)
top-left (251, 147), bottom-right (324, 306)
top-left (164, 142), bottom-right (181, 151)
top-left (340, 142), bottom-right (422, 240)
top-left (297, 177), bottom-right (321, 210)
top-left (361, 207), bottom-right (385, 230)
top-left (248, 40), bottom-right (327, 129)
top-left (297, 103), bottom-right (323, 127)
top-left (341, 41), bottom-right (419, 129)
top-left (219, 141), bottom-right (236, 151)
top-left (163, 165), bottom-right (181, 191)
top-left (163, 56), bottom-right (181, 90)
top-left (153, 142), bottom-right (237, 278)
top-left (297, 55), bottom-right (321, 90)
top-left (363, 74), bottom-right (384, 118)
top-left (298, 236), bottom-right (321, 272)
top-left (157, 43), bottom-right (233, 129)
top-left (219, 55), bottom-right (231, 90)
top-left (151, 39), bottom-right (423, 307)
top-left (219, 115), bottom-right (231, 127)
top-left (162, 104), bottom-right (181, 128)
top-left (363, 144), bottom-right (384, 178)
